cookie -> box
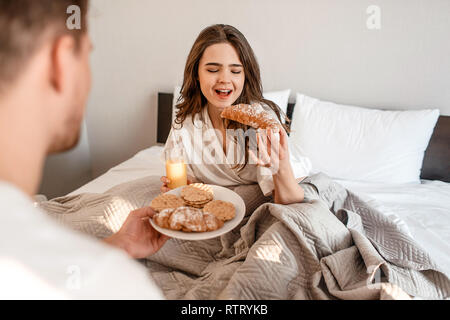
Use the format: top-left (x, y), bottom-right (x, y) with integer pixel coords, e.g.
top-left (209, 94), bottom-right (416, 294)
top-left (181, 184), bottom-right (213, 203)
top-left (203, 200), bottom-right (236, 221)
top-left (150, 193), bottom-right (185, 212)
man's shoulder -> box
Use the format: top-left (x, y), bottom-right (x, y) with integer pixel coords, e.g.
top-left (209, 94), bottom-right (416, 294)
top-left (0, 181), bottom-right (36, 219)
top-left (0, 181), bottom-right (164, 299)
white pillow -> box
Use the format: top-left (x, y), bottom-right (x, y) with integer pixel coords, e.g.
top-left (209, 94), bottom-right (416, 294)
top-left (263, 89), bottom-right (291, 117)
top-left (171, 87), bottom-right (290, 123)
top-left (289, 93), bottom-right (439, 184)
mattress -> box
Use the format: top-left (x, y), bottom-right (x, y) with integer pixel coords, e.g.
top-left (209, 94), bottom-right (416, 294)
top-left (69, 145), bottom-right (450, 276)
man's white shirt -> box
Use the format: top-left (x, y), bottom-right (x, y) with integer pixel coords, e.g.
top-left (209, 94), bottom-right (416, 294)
top-left (0, 181), bottom-right (164, 299)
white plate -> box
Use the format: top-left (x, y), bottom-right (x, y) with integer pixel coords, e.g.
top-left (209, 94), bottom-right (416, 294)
top-left (149, 185), bottom-right (246, 240)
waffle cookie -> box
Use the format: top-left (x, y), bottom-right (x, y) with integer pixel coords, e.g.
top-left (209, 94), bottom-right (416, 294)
top-left (181, 183), bottom-right (214, 208)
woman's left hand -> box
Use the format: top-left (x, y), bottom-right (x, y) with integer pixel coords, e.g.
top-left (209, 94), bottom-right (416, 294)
top-left (249, 126), bottom-right (305, 204)
top-left (249, 126), bottom-right (290, 175)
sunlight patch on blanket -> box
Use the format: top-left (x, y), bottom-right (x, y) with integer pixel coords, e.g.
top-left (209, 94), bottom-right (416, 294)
top-left (254, 240), bottom-right (282, 264)
top-left (105, 197), bottom-right (138, 232)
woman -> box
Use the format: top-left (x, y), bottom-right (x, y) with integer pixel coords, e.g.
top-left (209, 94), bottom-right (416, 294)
top-left (161, 24), bottom-right (311, 204)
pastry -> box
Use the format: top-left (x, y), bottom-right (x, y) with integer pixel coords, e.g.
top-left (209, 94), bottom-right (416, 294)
top-left (169, 206), bottom-right (206, 232)
top-left (220, 103), bottom-right (280, 131)
top-left (203, 212), bottom-right (224, 231)
top-left (153, 206), bottom-right (223, 232)
top-left (153, 208), bottom-right (173, 229)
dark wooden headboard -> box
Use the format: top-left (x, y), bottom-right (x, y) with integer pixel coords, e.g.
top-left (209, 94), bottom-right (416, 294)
top-left (158, 92), bottom-right (450, 182)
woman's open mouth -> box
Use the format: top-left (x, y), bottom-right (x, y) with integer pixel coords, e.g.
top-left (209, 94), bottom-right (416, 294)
top-left (214, 89), bottom-right (233, 99)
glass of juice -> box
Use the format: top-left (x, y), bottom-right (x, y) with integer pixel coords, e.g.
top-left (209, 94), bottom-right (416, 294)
top-left (164, 147), bottom-right (187, 189)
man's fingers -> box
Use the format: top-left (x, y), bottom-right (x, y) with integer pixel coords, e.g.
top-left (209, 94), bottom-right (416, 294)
top-left (136, 209), bottom-right (172, 244)
top-left (132, 206), bottom-right (157, 219)
top-left (157, 234), bottom-right (170, 247)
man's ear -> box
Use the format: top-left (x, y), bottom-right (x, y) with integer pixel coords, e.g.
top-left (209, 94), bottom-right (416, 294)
top-left (49, 35), bottom-right (77, 93)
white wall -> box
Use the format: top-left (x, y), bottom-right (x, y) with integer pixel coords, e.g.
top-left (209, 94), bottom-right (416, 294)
top-left (85, 0), bottom-right (450, 178)
top-left (39, 120), bottom-right (92, 198)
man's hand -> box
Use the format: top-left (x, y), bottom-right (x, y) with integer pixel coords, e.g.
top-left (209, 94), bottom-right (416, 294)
top-left (104, 207), bottom-right (170, 259)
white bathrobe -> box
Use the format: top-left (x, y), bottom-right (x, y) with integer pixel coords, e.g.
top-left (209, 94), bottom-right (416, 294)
top-left (163, 105), bottom-right (311, 197)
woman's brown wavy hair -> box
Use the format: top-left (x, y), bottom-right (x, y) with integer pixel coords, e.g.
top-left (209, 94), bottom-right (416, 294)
top-left (174, 24), bottom-right (290, 171)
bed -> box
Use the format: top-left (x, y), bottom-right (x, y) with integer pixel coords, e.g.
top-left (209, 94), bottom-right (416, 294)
top-left (59, 92), bottom-right (449, 299)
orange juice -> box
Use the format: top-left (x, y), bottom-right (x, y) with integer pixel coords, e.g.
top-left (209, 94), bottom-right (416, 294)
top-left (165, 159), bottom-right (187, 189)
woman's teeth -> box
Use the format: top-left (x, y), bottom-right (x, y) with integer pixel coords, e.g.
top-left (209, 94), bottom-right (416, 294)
top-left (216, 89), bottom-right (232, 97)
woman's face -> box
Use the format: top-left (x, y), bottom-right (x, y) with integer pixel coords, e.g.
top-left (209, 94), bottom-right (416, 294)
top-left (198, 42), bottom-right (245, 110)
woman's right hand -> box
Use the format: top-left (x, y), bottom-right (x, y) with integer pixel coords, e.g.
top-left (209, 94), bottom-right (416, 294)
top-left (160, 175), bottom-right (198, 193)
top-left (160, 176), bottom-right (172, 193)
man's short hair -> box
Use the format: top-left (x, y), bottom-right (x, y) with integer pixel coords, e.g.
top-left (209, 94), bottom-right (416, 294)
top-left (0, 0), bottom-right (88, 93)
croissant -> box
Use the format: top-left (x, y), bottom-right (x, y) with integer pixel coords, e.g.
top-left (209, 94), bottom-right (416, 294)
top-left (153, 207), bottom-right (224, 232)
top-left (220, 103), bottom-right (280, 131)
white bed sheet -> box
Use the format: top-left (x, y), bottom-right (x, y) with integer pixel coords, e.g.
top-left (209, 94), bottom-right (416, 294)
top-left (335, 178), bottom-right (450, 276)
top-left (69, 145), bottom-right (450, 276)
top-left (69, 145), bottom-right (166, 196)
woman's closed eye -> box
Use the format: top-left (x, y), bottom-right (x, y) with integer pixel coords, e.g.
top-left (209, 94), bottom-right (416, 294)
top-left (207, 69), bottom-right (242, 74)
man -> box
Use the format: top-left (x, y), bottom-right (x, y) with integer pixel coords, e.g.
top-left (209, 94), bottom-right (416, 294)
top-left (0, 0), bottom-right (168, 298)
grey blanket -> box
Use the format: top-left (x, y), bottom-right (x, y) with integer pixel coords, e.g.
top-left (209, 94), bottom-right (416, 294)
top-left (39, 173), bottom-right (450, 299)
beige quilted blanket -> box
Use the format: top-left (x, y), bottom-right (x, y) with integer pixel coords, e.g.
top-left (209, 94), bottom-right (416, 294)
top-left (39, 173), bottom-right (450, 300)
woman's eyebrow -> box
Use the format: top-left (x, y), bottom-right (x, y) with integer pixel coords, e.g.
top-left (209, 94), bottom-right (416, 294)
top-left (205, 62), bottom-right (243, 67)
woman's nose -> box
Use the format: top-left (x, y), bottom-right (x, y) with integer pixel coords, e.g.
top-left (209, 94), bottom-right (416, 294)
top-left (217, 70), bottom-right (231, 84)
